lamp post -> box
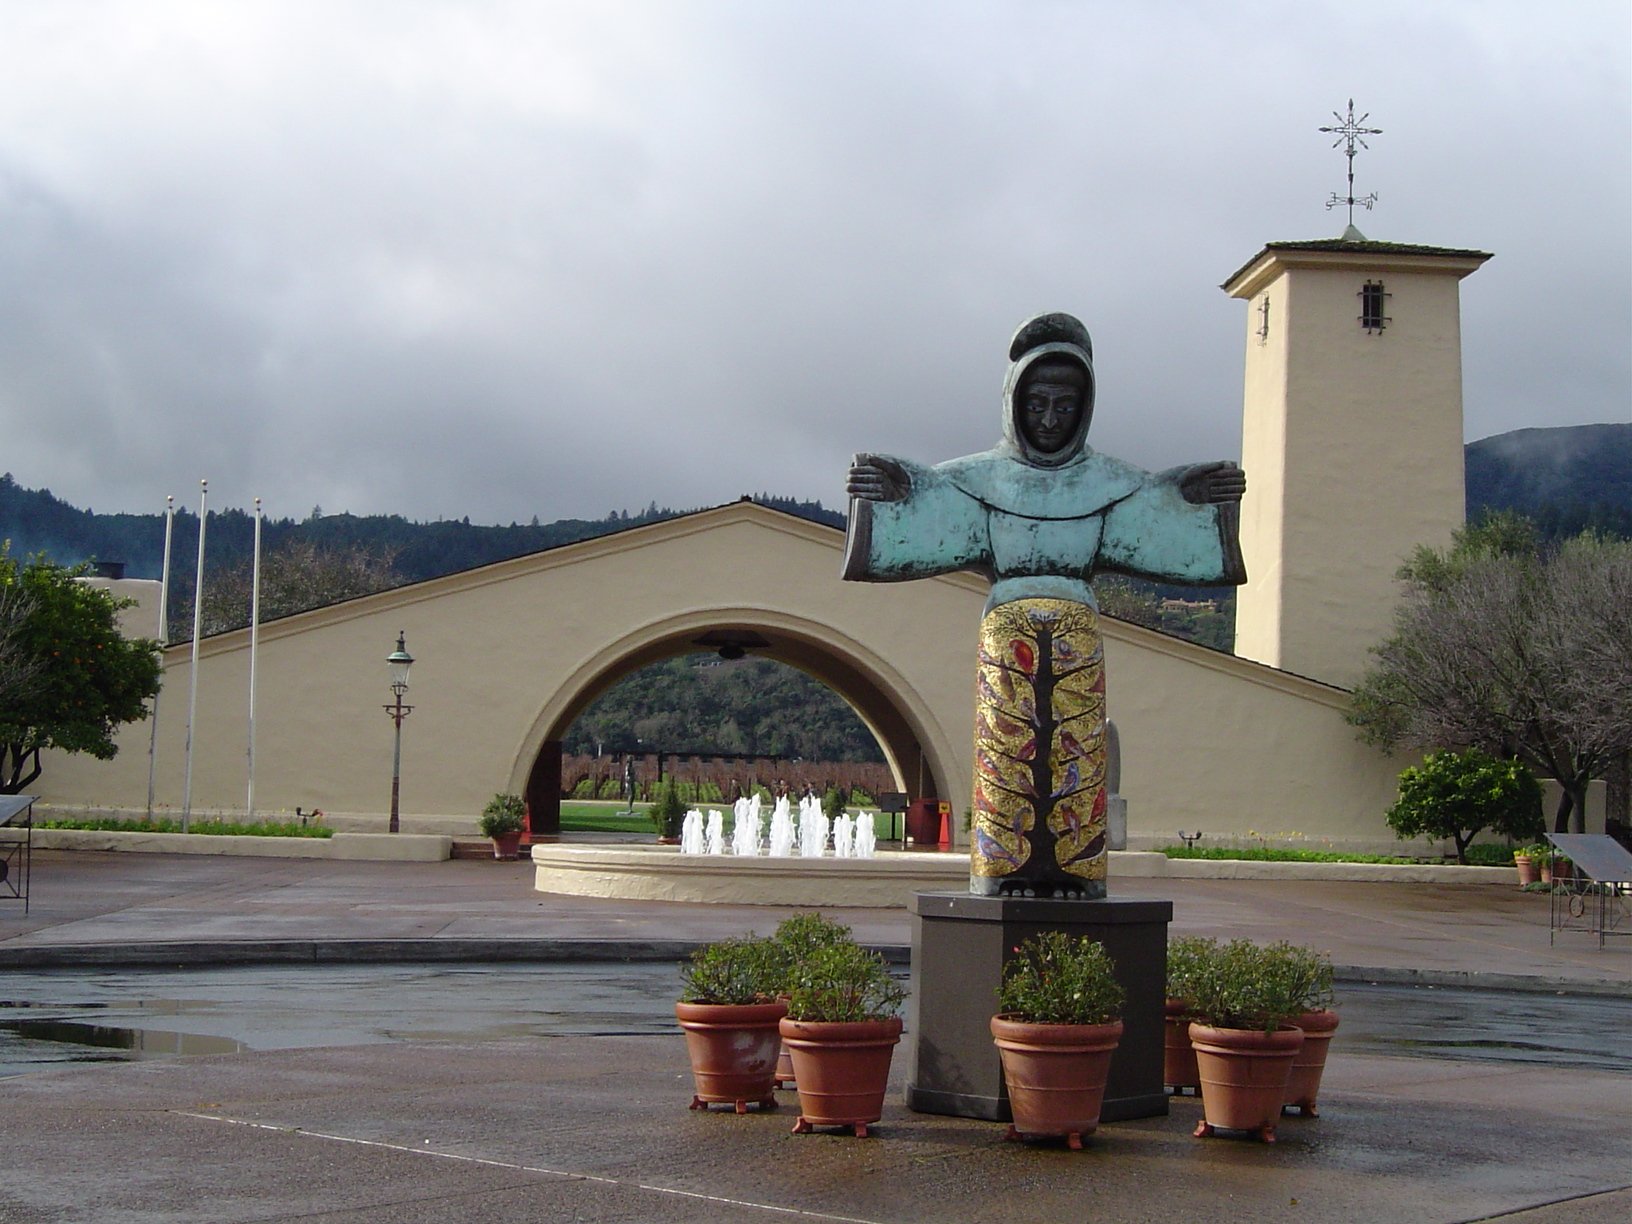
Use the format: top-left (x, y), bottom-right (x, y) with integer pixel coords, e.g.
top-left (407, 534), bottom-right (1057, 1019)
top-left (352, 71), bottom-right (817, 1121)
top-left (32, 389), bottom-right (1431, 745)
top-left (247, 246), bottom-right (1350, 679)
top-left (385, 631), bottom-right (415, 834)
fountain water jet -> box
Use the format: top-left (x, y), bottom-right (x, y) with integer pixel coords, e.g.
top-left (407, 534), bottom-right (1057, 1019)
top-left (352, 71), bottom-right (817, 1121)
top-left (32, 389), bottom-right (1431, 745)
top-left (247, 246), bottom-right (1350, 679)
top-left (680, 810), bottom-right (705, 855)
top-left (856, 812), bottom-right (877, 858)
top-left (767, 797), bottom-right (796, 857)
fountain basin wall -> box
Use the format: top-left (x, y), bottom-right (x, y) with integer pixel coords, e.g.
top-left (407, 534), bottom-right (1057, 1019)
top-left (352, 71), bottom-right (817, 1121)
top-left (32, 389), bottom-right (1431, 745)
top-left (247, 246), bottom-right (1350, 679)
top-left (529, 846), bottom-right (1515, 907)
top-left (530, 844), bottom-right (968, 907)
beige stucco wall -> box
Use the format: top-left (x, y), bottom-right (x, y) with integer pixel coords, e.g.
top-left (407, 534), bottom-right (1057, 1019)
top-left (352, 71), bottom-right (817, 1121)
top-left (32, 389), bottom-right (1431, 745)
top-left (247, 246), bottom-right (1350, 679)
top-left (79, 576), bottom-right (164, 640)
top-left (37, 503), bottom-right (1415, 849)
top-left (39, 506), bottom-right (971, 829)
top-left (1229, 248), bottom-right (1483, 688)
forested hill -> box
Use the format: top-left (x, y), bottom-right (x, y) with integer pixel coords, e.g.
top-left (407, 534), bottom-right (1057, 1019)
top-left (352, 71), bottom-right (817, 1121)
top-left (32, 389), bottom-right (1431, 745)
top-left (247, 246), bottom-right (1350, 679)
top-left (3, 420), bottom-right (1625, 584)
top-left (1466, 423), bottom-right (1632, 539)
top-left (0, 477), bottom-right (843, 583)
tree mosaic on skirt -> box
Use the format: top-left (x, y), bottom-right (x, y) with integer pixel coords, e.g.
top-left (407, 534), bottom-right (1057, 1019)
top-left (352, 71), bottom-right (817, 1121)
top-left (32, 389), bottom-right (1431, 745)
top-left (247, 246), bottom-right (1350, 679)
top-left (972, 598), bottom-right (1108, 892)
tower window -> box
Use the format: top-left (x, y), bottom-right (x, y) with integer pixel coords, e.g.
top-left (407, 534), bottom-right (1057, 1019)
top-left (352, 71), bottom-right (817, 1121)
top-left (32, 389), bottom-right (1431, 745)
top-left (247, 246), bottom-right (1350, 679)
top-left (1359, 280), bottom-right (1390, 333)
top-left (1257, 295), bottom-right (1271, 343)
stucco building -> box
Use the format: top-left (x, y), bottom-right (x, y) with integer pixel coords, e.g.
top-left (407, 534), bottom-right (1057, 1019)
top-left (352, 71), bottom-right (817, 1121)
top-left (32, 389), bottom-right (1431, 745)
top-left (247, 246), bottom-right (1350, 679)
top-left (48, 229), bottom-right (1596, 848)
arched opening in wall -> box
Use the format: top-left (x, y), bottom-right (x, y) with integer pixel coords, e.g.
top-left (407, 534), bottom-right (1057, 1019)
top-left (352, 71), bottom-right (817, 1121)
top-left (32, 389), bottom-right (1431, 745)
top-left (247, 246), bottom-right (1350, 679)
top-left (558, 653), bottom-right (890, 807)
top-left (519, 620), bottom-right (949, 837)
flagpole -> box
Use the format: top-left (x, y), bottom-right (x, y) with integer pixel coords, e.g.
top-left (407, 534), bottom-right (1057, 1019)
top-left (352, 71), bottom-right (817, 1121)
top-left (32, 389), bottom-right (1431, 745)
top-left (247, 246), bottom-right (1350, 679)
top-left (182, 479), bottom-right (208, 833)
top-left (144, 495), bottom-right (175, 821)
top-left (246, 496), bottom-right (262, 821)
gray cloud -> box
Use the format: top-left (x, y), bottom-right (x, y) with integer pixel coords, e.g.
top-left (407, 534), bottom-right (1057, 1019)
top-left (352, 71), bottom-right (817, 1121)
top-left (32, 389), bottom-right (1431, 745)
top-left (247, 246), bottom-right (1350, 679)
top-left (0, 0), bottom-right (1626, 527)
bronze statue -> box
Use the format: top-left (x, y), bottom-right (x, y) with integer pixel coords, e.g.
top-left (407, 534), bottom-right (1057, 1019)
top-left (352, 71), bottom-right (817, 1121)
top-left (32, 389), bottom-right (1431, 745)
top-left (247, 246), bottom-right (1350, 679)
top-left (845, 312), bottom-right (1245, 897)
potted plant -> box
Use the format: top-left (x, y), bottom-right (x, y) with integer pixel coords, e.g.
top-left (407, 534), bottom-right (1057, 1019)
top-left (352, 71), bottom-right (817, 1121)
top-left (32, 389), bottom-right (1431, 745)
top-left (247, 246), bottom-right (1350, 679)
top-left (1277, 943), bottom-right (1338, 1117)
top-left (675, 935), bottom-right (786, 1113)
top-left (779, 936), bottom-right (907, 1137)
top-left (648, 777), bottom-right (687, 843)
top-left (1184, 939), bottom-right (1312, 1143)
top-left (1507, 848), bottom-right (1534, 887)
top-left (1541, 848), bottom-right (1573, 884)
top-left (1164, 935), bottom-right (1216, 1095)
top-left (770, 912), bottom-right (855, 1088)
top-left (990, 931), bottom-right (1125, 1149)
top-left (477, 793), bottom-right (527, 859)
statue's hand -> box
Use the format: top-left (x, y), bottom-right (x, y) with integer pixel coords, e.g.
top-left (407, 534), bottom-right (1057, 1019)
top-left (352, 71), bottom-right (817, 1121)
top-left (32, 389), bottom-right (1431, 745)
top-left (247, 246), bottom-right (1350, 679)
top-left (1179, 461), bottom-right (1246, 506)
top-left (847, 453), bottom-right (911, 502)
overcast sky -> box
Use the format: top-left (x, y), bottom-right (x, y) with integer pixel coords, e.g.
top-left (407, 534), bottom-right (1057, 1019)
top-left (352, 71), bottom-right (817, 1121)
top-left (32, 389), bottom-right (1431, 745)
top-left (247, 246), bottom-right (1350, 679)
top-left (0, 1), bottom-right (1626, 527)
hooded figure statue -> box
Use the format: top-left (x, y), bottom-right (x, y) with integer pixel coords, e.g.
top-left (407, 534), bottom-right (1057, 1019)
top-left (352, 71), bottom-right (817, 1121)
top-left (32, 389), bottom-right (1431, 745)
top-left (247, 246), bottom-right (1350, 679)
top-left (844, 312), bottom-right (1245, 897)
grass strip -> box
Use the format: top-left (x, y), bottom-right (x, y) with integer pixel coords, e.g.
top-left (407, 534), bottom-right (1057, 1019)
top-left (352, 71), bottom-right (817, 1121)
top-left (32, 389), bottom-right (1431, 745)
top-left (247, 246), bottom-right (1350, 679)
top-left (1156, 844), bottom-right (1519, 866)
top-left (41, 817), bottom-right (334, 839)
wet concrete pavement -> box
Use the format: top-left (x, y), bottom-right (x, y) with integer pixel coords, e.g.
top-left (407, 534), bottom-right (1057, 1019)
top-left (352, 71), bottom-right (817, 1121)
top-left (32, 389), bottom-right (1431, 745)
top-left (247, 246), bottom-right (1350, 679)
top-left (3, 849), bottom-right (1627, 993)
top-left (1, 850), bottom-right (1629, 1221)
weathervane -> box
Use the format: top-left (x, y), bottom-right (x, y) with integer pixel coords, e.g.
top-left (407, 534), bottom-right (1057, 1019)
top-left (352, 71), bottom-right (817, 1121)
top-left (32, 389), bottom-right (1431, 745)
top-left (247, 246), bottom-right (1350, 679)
top-left (1320, 99), bottom-right (1381, 225)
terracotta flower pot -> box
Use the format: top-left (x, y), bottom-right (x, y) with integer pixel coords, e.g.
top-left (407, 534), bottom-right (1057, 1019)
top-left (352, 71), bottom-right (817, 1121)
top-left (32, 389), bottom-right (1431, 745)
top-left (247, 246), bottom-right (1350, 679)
top-left (490, 831), bottom-right (524, 860)
top-left (1164, 998), bottom-right (1200, 1094)
top-left (773, 992), bottom-right (796, 1088)
top-left (991, 1015), bottom-right (1123, 1149)
top-left (1284, 1009), bottom-right (1340, 1117)
top-left (779, 1016), bottom-right (902, 1137)
top-left (1189, 1023), bottom-right (1305, 1143)
top-left (676, 1000), bottom-right (786, 1113)
top-left (1514, 854), bottom-right (1538, 887)
top-left (775, 1041), bottom-right (797, 1089)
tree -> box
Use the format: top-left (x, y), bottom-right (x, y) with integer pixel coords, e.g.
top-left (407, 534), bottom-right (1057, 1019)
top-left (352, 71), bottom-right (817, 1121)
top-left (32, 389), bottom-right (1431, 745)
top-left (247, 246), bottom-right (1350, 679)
top-left (1350, 518), bottom-right (1632, 833)
top-left (0, 546), bottom-right (163, 794)
top-left (0, 580), bottom-right (42, 709)
top-left (1091, 575), bottom-right (1161, 629)
top-left (647, 776), bottom-right (687, 838)
top-left (1383, 748), bottom-right (1544, 863)
top-left (173, 540), bottom-right (401, 639)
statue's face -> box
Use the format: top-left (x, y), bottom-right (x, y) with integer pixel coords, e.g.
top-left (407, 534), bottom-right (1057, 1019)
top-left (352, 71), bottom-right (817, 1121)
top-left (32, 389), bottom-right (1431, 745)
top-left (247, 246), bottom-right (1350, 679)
top-left (1018, 360), bottom-right (1086, 454)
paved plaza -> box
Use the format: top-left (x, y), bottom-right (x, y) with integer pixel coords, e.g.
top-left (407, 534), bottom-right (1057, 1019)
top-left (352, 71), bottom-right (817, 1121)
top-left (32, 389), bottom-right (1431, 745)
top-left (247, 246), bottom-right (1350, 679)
top-left (1, 849), bottom-right (1628, 1222)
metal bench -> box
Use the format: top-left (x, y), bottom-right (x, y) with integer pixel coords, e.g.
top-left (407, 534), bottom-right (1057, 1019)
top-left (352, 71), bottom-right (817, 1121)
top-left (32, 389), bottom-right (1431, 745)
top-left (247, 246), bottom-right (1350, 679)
top-left (0, 794), bottom-right (34, 914)
top-left (1545, 833), bottom-right (1632, 949)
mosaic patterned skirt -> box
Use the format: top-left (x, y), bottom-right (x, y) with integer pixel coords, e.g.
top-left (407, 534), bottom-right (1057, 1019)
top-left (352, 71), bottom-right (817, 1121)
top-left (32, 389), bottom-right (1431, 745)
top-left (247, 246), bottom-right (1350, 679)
top-left (969, 597), bottom-right (1108, 898)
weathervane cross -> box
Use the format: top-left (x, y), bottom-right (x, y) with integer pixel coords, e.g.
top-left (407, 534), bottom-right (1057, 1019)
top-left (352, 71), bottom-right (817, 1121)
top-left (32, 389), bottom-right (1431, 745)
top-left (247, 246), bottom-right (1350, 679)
top-left (1320, 99), bottom-right (1382, 225)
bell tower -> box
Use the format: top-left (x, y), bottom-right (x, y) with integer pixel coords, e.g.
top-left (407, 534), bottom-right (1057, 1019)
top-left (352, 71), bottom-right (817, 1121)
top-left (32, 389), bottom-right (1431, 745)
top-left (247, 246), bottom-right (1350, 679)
top-left (1222, 232), bottom-right (1490, 687)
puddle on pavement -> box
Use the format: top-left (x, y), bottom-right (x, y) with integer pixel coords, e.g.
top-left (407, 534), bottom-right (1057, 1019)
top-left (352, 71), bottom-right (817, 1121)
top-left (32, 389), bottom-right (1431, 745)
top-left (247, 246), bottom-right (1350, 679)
top-left (0, 962), bottom-right (684, 1076)
top-left (7, 1017), bottom-right (245, 1057)
top-left (0, 965), bottom-right (1623, 1078)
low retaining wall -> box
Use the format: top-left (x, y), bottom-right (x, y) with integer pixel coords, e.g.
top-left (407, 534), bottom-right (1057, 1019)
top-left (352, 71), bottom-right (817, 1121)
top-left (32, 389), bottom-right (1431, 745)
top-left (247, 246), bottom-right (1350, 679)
top-left (31, 829), bottom-right (452, 862)
top-left (1111, 852), bottom-right (1513, 885)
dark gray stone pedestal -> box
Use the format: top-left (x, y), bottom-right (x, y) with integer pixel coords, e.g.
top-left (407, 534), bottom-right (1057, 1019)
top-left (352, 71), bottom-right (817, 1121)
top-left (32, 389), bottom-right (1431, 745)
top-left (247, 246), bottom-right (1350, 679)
top-left (906, 892), bottom-right (1172, 1123)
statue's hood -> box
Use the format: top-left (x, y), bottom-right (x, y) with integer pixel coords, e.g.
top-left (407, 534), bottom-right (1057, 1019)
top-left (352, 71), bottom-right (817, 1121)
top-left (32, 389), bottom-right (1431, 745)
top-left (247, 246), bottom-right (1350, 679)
top-left (998, 313), bottom-right (1096, 469)
top-left (935, 312), bottom-right (1143, 518)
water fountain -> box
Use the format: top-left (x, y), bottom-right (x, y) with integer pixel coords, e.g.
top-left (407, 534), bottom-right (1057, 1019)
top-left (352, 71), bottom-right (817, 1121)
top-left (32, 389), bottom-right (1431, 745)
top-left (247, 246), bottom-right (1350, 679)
top-left (680, 792), bottom-right (882, 863)
top-left (535, 789), bottom-right (958, 903)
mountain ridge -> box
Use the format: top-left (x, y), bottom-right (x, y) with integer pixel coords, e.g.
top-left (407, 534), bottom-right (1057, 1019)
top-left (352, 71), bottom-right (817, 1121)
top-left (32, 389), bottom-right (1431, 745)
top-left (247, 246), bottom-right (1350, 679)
top-left (2, 423), bottom-right (1626, 581)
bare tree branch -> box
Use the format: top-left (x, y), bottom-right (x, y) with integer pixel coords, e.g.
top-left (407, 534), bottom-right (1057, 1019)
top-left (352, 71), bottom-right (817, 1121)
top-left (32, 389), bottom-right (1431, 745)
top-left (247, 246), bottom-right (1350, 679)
top-left (1351, 528), bottom-right (1632, 833)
